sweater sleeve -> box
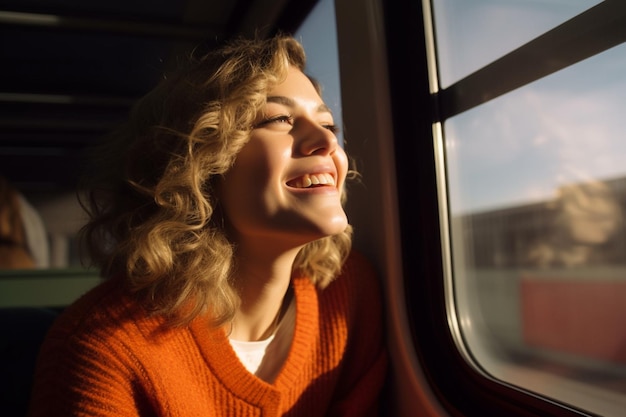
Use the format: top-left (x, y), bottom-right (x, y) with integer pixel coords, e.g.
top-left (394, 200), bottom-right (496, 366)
top-left (28, 313), bottom-right (155, 416)
top-left (326, 251), bottom-right (389, 417)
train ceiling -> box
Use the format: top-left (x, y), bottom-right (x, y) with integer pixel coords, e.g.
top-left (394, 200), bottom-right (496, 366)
top-left (0, 0), bottom-right (318, 194)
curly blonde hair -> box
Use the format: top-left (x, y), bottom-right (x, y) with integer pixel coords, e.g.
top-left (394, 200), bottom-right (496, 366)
top-left (80, 35), bottom-right (353, 327)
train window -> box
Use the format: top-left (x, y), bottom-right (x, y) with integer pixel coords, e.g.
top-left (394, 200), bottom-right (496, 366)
top-left (433, 0), bottom-right (602, 88)
top-left (430, 1), bottom-right (626, 416)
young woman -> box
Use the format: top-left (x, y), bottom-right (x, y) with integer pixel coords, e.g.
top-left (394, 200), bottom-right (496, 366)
top-left (28, 35), bottom-right (387, 416)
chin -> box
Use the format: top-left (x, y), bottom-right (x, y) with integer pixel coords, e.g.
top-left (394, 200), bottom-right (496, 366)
top-left (315, 217), bottom-right (349, 238)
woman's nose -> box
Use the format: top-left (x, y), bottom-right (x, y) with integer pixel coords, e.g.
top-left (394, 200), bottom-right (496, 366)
top-left (295, 120), bottom-right (338, 156)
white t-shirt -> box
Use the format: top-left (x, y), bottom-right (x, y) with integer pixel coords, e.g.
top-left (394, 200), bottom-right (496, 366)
top-left (229, 298), bottom-right (296, 382)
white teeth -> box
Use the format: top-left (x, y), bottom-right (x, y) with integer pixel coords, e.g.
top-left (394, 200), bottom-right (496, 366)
top-left (291, 173), bottom-right (335, 188)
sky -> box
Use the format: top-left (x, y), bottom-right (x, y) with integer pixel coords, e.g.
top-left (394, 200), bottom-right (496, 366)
top-left (294, 0), bottom-right (343, 144)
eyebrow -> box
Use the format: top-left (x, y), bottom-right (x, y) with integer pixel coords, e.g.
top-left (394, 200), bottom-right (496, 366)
top-left (267, 95), bottom-right (332, 114)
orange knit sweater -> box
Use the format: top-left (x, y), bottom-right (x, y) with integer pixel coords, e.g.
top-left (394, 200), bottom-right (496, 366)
top-left (28, 251), bottom-right (387, 416)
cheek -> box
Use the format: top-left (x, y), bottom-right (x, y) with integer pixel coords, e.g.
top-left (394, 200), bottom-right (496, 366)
top-left (218, 142), bottom-right (285, 217)
top-left (232, 135), bottom-right (290, 179)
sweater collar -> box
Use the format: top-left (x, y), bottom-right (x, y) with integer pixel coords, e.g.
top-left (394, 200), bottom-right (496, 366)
top-left (189, 276), bottom-right (318, 404)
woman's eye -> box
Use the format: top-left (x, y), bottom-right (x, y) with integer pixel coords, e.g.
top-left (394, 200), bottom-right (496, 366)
top-left (322, 124), bottom-right (339, 134)
top-left (253, 115), bottom-right (339, 134)
top-left (270, 115), bottom-right (293, 124)
top-left (254, 115), bottom-right (293, 128)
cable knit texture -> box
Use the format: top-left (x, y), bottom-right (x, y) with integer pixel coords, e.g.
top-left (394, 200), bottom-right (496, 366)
top-left (27, 251), bottom-right (387, 416)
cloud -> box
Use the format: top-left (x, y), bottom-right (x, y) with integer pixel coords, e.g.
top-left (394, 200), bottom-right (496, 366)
top-left (445, 47), bottom-right (626, 214)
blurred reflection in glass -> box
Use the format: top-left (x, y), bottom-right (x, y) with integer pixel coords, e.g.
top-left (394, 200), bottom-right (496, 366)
top-left (527, 180), bottom-right (623, 268)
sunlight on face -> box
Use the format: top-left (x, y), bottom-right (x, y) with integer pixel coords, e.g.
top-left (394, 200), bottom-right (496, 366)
top-left (219, 67), bottom-right (349, 249)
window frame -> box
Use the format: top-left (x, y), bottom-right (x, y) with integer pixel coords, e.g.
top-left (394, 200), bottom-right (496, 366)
top-left (383, 0), bottom-right (626, 416)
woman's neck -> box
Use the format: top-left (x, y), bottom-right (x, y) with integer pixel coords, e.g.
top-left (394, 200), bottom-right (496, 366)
top-left (229, 243), bottom-right (301, 342)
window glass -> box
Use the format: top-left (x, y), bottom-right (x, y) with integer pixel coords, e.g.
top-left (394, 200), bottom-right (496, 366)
top-left (432, 0), bottom-right (602, 88)
top-left (295, 0), bottom-right (343, 144)
top-left (445, 36), bottom-right (626, 417)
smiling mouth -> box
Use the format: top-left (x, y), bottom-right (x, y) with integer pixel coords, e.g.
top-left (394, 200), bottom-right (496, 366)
top-left (287, 173), bottom-right (336, 189)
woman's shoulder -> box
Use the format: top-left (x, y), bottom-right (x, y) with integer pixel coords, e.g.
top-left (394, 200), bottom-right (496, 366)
top-left (336, 249), bottom-right (380, 290)
top-left (342, 249), bottom-right (378, 275)
top-left (44, 277), bottom-right (159, 348)
top-left (319, 249), bottom-right (383, 312)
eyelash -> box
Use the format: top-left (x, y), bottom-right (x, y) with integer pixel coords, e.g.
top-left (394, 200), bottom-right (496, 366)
top-left (251, 115), bottom-right (293, 129)
top-left (254, 114), bottom-right (339, 134)
top-left (324, 124), bottom-right (340, 134)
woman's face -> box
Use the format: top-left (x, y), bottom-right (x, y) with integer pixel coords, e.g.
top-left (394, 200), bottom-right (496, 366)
top-left (219, 66), bottom-right (349, 248)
